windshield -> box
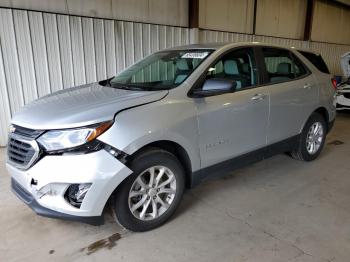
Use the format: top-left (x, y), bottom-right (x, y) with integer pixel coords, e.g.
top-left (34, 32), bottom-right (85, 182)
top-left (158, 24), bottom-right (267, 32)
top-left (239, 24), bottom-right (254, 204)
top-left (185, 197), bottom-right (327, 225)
top-left (109, 49), bottom-right (213, 90)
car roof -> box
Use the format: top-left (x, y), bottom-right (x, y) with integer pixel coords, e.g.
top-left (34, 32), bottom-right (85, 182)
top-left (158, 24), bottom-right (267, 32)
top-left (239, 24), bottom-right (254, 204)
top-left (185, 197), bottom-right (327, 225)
top-left (163, 42), bottom-right (298, 52)
top-left (296, 48), bottom-right (321, 56)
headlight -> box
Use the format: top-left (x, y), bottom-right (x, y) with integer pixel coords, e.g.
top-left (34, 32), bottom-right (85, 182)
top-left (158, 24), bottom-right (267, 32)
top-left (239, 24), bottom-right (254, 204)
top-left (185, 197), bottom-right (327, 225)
top-left (37, 122), bottom-right (112, 152)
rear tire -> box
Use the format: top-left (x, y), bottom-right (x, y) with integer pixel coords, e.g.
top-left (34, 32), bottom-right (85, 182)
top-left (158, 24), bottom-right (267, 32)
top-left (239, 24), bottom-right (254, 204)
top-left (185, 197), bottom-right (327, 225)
top-left (113, 148), bottom-right (185, 232)
top-left (291, 112), bottom-right (326, 161)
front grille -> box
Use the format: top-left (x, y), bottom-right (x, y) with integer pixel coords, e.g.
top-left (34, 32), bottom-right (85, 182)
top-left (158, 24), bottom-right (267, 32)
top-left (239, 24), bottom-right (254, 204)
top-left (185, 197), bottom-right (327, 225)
top-left (12, 125), bottom-right (43, 139)
top-left (7, 126), bottom-right (42, 169)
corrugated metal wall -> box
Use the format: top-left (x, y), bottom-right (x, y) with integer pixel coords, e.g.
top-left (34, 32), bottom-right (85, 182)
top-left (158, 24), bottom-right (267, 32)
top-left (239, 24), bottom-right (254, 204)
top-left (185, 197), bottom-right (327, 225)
top-left (1, 7), bottom-right (350, 147)
top-left (0, 8), bottom-right (190, 146)
top-left (0, 0), bottom-right (189, 27)
top-left (199, 29), bottom-right (350, 75)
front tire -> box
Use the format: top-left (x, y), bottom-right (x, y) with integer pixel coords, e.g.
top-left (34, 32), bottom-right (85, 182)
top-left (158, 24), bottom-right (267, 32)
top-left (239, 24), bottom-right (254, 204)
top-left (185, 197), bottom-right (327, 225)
top-left (113, 148), bottom-right (185, 232)
top-left (291, 112), bottom-right (326, 161)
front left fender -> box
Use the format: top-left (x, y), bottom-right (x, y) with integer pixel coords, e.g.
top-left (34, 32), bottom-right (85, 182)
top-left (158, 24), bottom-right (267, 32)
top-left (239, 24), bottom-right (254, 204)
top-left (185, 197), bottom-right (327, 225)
top-left (98, 98), bottom-right (201, 172)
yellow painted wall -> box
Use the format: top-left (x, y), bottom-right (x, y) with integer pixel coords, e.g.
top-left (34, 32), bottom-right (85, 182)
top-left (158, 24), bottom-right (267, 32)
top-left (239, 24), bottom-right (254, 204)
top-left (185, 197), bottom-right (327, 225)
top-left (255, 0), bottom-right (307, 39)
top-left (311, 0), bottom-right (350, 44)
top-left (199, 0), bottom-right (255, 33)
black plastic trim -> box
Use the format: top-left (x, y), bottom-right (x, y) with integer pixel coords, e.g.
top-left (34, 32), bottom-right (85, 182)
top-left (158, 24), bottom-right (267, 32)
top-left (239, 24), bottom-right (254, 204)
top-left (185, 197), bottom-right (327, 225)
top-left (190, 135), bottom-right (299, 187)
top-left (327, 119), bottom-right (335, 133)
top-left (11, 178), bottom-right (104, 226)
top-left (297, 50), bottom-right (330, 74)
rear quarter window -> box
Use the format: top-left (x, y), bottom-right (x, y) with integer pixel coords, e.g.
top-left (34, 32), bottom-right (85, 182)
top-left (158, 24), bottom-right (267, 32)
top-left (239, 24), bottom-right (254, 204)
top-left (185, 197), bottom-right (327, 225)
top-left (298, 51), bottom-right (330, 74)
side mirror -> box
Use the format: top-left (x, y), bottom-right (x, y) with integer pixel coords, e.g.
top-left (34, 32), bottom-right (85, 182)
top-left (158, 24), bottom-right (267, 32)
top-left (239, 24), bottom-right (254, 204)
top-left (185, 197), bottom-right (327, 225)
top-left (191, 78), bottom-right (236, 97)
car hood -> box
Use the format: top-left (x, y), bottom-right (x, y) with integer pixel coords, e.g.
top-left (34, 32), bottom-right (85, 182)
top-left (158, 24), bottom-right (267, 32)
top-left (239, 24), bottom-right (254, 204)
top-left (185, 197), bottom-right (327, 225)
top-left (12, 82), bottom-right (168, 130)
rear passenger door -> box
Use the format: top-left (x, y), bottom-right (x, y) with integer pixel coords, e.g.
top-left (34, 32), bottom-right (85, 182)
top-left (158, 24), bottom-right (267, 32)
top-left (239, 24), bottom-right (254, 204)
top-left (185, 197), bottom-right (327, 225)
top-left (259, 47), bottom-right (318, 145)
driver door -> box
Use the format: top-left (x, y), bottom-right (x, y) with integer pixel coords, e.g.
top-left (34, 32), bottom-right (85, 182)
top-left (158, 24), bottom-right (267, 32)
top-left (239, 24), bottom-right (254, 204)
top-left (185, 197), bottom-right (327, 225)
top-left (193, 47), bottom-right (270, 168)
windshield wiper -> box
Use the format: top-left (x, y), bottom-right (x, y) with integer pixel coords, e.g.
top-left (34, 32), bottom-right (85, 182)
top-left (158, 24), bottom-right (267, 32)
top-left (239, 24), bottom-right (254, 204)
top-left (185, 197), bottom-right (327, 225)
top-left (110, 84), bottom-right (151, 91)
top-left (106, 78), bottom-right (113, 86)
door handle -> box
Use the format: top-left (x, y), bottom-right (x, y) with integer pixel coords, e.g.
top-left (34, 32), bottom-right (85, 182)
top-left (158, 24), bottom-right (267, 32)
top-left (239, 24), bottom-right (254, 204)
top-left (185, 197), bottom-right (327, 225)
top-left (251, 93), bottom-right (266, 101)
top-left (303, 83), bottom-right (312, 89)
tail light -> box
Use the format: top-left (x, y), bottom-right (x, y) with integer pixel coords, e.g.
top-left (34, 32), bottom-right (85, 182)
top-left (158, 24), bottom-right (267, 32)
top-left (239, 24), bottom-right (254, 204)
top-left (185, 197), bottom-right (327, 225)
top-left (331, 78), bottom-right (337, 89)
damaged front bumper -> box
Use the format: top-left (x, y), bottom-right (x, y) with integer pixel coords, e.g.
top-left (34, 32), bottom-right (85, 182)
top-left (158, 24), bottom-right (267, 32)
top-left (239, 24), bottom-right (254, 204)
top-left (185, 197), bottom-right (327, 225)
top-left (7, 149), bottom-right (132, 225)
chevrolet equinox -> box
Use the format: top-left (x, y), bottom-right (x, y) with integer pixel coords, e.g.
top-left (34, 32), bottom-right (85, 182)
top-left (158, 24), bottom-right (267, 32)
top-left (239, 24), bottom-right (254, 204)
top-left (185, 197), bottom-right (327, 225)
top-left (7, 42), bottom-right (336, 231)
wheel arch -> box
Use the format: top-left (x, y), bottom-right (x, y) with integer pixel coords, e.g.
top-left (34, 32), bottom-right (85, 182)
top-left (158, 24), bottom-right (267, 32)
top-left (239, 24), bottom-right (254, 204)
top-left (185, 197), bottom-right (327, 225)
top-left (314, 107), bottom-right (330, 132)
top-left (105, 140), bottom-right (194, 219)
top-left (299, 106), bottom-right (331, 137)
top-left (127, 140), bottom-right (193, 189)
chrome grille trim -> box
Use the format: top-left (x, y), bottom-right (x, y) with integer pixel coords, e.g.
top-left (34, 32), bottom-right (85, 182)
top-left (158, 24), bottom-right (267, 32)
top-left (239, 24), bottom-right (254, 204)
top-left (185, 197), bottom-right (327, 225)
top-left (11, 125), bottom-right (44, 139)
top-left (7, 133), bottom-right (40, 170)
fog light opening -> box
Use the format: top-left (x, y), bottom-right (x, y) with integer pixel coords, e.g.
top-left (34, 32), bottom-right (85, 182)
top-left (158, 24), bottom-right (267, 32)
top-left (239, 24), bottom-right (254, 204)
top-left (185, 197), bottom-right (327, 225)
top-left (65, 183), bottom-right (91, 208)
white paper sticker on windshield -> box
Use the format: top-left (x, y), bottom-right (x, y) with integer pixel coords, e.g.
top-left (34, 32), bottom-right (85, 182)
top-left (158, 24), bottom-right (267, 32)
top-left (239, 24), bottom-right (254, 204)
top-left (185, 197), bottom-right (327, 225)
top-left (182, 52), bottom-right (209, 59)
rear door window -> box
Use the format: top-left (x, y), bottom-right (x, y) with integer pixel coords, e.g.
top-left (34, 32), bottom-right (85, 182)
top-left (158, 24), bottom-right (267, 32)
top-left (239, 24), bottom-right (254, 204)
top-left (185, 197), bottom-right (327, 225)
top-left (261, 48), bottom-right (308, 84)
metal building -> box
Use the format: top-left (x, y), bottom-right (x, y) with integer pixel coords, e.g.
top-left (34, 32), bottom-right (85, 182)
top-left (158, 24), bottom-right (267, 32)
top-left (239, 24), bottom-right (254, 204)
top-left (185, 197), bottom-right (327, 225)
top-left (1, 0), bottom-right (350, 146)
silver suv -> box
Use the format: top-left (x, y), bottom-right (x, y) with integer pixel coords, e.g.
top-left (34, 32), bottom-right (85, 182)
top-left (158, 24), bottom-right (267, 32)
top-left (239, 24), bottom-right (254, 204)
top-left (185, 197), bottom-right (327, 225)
top-left (7, 42), bottom-right (336, 231)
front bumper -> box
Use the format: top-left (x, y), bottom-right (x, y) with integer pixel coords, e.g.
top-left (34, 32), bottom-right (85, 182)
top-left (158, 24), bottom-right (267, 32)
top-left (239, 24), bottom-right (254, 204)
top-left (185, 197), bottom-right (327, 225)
top-left (7, 149), bottom-right (132, 225)
top-left (11, 178), bottom-right (103, 225)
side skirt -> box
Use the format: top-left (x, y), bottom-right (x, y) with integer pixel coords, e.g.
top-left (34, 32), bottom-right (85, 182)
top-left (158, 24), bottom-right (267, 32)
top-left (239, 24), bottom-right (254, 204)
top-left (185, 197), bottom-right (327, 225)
top-left (190, 135), bottom-right (300, 187)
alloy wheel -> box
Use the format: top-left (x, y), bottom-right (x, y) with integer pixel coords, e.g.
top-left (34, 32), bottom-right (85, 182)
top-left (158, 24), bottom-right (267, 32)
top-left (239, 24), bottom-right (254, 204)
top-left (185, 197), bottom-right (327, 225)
top-left (128, 166), bottom-right (177, 221)
top-left (306, 122), bottom-right (324, 155)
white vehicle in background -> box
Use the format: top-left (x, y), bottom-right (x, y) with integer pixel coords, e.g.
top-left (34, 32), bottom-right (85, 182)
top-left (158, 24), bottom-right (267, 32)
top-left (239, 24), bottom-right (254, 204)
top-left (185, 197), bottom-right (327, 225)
top-left (336, 52), bottom-right (350, 110)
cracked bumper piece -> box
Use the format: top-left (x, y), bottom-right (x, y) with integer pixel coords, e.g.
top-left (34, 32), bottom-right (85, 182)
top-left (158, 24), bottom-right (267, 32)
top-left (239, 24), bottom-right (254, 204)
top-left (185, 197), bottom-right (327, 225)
top-left (11, 178), bottom-right (103, 225)
top-left (7, 149), bottom-right (133, 225)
